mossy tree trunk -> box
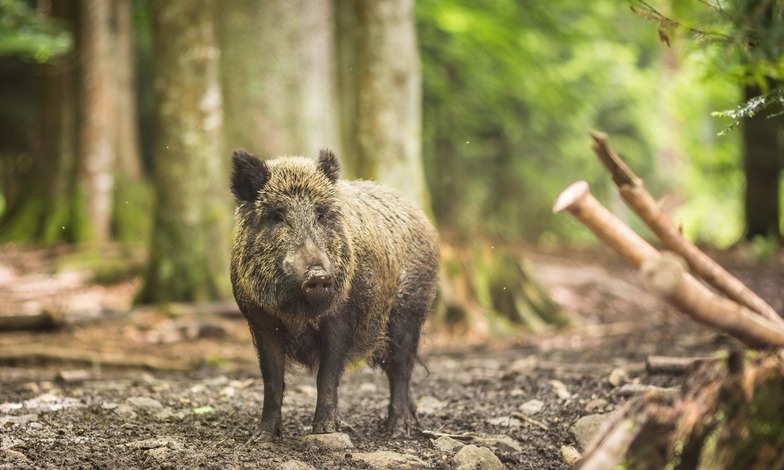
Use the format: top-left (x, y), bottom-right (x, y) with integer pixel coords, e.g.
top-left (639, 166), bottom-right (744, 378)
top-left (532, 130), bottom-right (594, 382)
top-left (217, 0), bottom-right (340, 159)
top-left (138, 0), bottom-right (231, 303)
top-left (336, 0), bottom-right (429, 208)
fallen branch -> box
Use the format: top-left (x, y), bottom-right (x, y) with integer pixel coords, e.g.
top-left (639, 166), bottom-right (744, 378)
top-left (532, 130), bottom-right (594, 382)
top-left (554, 181), bottom-right (784, 349)
top-left (640, 252), bottom-right (784, 348)
top-left (0, 345), bottom-right (193, 371)
top-left (589, 130), bottom-right (784, 328)
top-left (646, 355), bottom-right (714, 374)
top-left (0, 311), bottom-right (64, 331)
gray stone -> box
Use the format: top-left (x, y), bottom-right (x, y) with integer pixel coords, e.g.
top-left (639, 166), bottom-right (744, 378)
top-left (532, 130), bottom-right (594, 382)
top-left (126, 397), bottom-right (163, 410)
top-left (300, 432), bottom-right (354, 450)
top-left (518, 399), bottom-right (544, 415)
top-left (571, 411), bottom-right (621, 449)
top-left (453, 445), bottom-right (504, 470)
top-left (431, 436), bottom-right (464, 452)
top-left (607, 368), bottom-right (629, 387)
top-left (560, 445), bottom-right (582, 465)
top-left (350, 450), bottom-right (427, 469)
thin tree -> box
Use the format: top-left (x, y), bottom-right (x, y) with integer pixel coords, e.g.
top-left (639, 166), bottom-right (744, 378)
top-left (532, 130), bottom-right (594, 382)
top-left (139, 0), bottom-right (231, 303)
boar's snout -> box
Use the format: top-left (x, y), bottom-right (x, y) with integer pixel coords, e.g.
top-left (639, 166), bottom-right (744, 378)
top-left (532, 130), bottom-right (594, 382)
top-left (302, 266), bottom-right (332, 303)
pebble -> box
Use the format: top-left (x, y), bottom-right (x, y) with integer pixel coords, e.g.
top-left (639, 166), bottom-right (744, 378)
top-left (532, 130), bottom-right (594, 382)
top-left (453, 445), bottom-right (504, 470)
top-left (607, 368), bottom-right (629, 387)
top-left (519, 398), bottom-right (544, 415)
top-left (584, 398), bottom-right (608, 413)
top-left (126, 397), bottom-right (163, 410)
top-left (549, 380), bottom-right (572, 400)
top-left (571, 411), bottom-right (621, 449)
top-left (486, 416), bottom-right (522, 427)
top-left (350, 450), bottom-right (427, 469)
top-left (560, 444), bottom-right (582, 465)
top-left (431, 436), bottom-right (464, 452)
top-left (300, 432), bottom-right (354, 450)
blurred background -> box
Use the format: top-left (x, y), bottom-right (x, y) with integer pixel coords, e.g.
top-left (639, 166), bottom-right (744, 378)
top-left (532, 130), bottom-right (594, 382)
top-left (0, 0), bottom-right (782, 331)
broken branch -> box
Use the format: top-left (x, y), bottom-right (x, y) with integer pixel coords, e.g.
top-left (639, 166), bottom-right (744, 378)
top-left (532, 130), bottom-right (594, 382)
top-left (589, 130), bottom-right (783, 328)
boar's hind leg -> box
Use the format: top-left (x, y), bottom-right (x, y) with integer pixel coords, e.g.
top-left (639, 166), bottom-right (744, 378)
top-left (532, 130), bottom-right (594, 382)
top-left (312, 317), bottom-right (352, 434)
top-left (246, 313), bottom-right (286, 441)
top-left (382, 306), bottom-right (424, 436)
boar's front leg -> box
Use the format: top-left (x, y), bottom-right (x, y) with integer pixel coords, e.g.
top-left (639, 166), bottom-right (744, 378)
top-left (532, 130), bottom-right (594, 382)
top-left (312, 316), bottom-right (352, 434)
top-left (246, 311), bottom-right (286, 441)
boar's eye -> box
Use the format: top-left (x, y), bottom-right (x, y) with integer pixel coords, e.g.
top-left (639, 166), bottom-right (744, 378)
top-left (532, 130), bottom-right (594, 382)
top-left (315, 206), bottom-right (330, 224)
top-left (269, 208), bottom-right (286, 224)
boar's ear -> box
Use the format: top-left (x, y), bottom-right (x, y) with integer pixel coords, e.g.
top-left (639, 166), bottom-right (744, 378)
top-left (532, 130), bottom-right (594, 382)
top-left (231, 150), bottom-right (270, 203)
top-left (317, 148), bottom-right (340, 183)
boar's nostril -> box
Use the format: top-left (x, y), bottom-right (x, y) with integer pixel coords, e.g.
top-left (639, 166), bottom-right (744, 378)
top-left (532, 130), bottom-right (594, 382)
top-left (302, 267), bottom-right (332, 301)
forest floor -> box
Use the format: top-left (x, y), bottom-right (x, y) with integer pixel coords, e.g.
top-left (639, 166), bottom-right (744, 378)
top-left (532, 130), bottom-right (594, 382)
top-left (1, 244), bottom-right (782, 469)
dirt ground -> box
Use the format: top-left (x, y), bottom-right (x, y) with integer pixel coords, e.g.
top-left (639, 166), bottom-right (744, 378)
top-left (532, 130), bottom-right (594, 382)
top-left (1, 244), bottom-right (781, 469)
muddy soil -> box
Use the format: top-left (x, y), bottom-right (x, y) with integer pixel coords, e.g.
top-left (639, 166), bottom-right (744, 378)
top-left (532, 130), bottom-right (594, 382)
top-left (1, 245), bottom-right (781, 469)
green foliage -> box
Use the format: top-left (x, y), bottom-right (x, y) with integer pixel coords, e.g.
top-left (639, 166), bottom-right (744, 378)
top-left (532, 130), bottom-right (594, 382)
top-left (418, 0), bottom-right (660, 242)
top-left (0, 0), bottom-right (72, 63)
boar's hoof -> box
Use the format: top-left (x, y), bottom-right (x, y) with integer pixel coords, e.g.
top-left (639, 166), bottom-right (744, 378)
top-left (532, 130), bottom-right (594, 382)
top-left (302, 267), bottom-right (332, 303)
top-left (312, 418), bottom-right (341, 434)
top-left (383, 411), bottom-right (419, 437)
top-left (252, 430), bottom-right (277, 443)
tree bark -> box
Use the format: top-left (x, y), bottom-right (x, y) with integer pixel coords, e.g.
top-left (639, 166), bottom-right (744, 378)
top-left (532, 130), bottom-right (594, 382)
top-left (217, 0), bottom-right (339, 160)
top-left (139, 0), bottom-right (231, 303)
top-left (75, 0), bottom-right (116, 242)
top-left (337, 0), bottom-right (429, 208)
top-left (112, 0), bottom-right (142, 180)
top-left (742, 81), bottom-right (782, 240)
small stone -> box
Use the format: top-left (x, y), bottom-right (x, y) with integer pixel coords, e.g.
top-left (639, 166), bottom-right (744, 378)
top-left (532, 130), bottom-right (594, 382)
top-left (549, 380), bottom-right (572, 400)
top-left (126, 397), bottom-right (163, 410)
top-left (300, 432), bottom-right (354, 450)
top-left (431, 436), bottom-right (464, 452)
top-left (571, 411), bottom-right (621, 449)
top-left (560, 445), bottom-right (582, 465)
top-left (112, 404), bottom-right (137, 418)
top-left (350, 450), bottom-right (427, 469)
top-left (359, 382), bottom-right (378, 393)
top-left (57, 369), bottom-right (92, 383)
top-left (607, 368), bottom-right (629, 387)
top-left (519, 399), bottom-right (544, 415)
top-left (3, 448), bottom-right (30, 462)
top-left (453, 445), bottom-right (504, 470)
top-left (584, 398), bottom-right (608, 413)
top-left (474, 434), bottom-right (523, 453)
top-left (0, 414), bottom-right (38, 426)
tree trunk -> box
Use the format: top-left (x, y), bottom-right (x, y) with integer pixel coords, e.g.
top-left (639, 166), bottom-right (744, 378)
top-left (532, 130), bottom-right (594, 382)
top-left (742, 81), bottom-right (782, 240)
top-left (112, 0), bottom-right (142, 180)
top-left (217, 0), bottom-right (339, 159)
top-left (139, 0), bottom-right (231, 303)
top-left (75, 0), bottom-right (116, 242)
top-left (337, 0), bottom-right (429, 208)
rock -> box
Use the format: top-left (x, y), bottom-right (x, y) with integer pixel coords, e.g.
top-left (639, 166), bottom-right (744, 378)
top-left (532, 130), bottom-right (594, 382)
top-left (560, 445), bottom-right (582, 465)
top-left (607, 368), bottom-right (629, 387)
top-left (453, 445), bottom-right (504, 470)
top-left (300, 432), bottom-right (354, 450)
top-left (126, 397), bottom-right (163, 410)
top-left (0, 414), bottom-right (38, 426)
top-left (57, 369), bottom-right (92, 383)
top-left (125, 437), bottom-right (180, 450)
top-left (416, 395), bottom-right (447, 415)
top-left (431, 436), bottom-right (464, 452)
top-left (519, 399), bottom-right (544, 415)
top-left (549, 380), bottom-right (572, 400)
top-left (584, 398), bottom-right (608, 413)
top-left (359, 382), bottom-right (378, 393)
top-left (112, 404), bottom-right (137, 419)
top-left (507, 357), bottom-right (538, 376)
top-left (279, 460), bottom-right (317, 470)
top-left (3, 448), bottom-right (30, 462)
top-left (350, 450), bottom-right (427, 469)
top-left (474, 434), bottom-right (523, 453)
top-left (571, 411), bottom-right (620, 449)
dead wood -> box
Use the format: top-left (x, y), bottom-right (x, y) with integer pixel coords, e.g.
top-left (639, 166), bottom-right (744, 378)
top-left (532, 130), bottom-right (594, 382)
top-left (0, 345), bottom-right (193, 371)
top-left (641, 252), bottom-right (784, 348)
top-left (578, 351), bottom-right (784, 470)
top-left (589, 130), bottom-right (783, 328)
top-left (555, 181), bottom-right (784, 349)
top-left (646, 355), bottom-right (714, 374)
